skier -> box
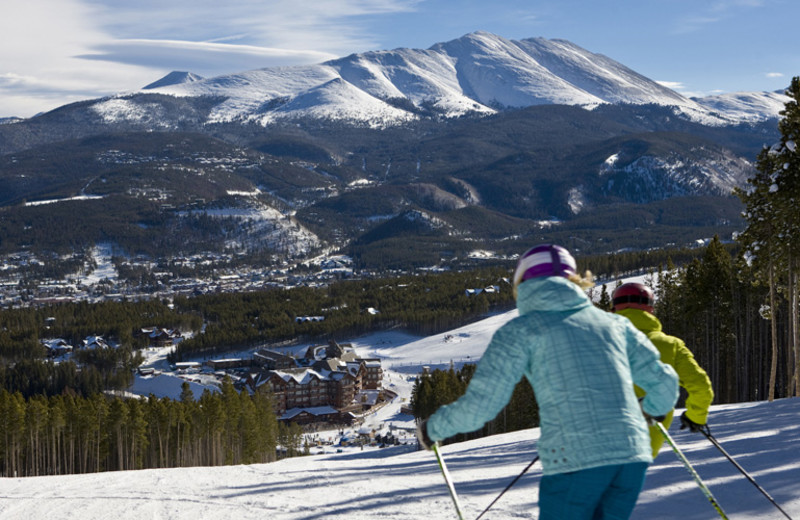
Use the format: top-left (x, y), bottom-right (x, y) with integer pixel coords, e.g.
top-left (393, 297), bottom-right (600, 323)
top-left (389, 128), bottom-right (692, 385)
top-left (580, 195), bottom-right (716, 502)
top-left (417, 244), bottom-right (679, 520)
top-left (611, 282), bottom-right (714, 456)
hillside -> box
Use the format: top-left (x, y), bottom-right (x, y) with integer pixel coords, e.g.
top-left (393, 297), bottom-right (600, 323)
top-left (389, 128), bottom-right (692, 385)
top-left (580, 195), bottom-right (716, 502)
top-left (0, 32), bottom-right (788, 274)
top-left (4, 305), bottom-right (799, 520)
top-left (0, 103), bottom-right (763, 272)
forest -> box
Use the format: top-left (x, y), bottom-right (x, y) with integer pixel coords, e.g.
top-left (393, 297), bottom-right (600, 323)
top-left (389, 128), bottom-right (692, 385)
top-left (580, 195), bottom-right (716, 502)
top-left (0, 378), bottom-right (306, 478)
top-left (1, 77), bottom-right (798, 478)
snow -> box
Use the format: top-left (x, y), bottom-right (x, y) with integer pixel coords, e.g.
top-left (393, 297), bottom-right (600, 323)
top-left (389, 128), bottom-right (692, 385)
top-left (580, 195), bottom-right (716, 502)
top-left (79, 243), bottom-right (120, 286)
top-left (179, 203), bottom-right (322, 256)
top-left (129, 373), bottom-right (218, 400)
top-left (134, 31), bottom-right (778, 128)
top-left (5, 282), bottom-right (800, 519)
top-left (693, 90), bottom-right (791, 124)
top-left (24, 195), bottom-right (105, 206)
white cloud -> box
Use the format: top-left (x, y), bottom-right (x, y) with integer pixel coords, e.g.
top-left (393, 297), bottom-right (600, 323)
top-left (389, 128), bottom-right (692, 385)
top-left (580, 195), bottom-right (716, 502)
top-left (766, 72), bottom-right (784, 78)
top-left (0, 0), bottom-right (160, 116)
top-left (79, 39), bottom-right (339, 75)
top-left (0, 0), bottom-right (422, 117)
top-left (87, 0), bottom-right (421, 53)
top-left (656, 80), bottom-right (685, 90)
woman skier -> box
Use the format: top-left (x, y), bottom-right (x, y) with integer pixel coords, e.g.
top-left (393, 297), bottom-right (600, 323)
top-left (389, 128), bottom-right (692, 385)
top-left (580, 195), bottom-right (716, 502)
top-left (417, 244), bottom-right (679, 520)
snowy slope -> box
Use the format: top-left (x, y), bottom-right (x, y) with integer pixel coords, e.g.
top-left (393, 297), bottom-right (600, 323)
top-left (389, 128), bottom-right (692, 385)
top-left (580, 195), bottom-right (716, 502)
top-left (143, 71), bottom-right (205, 90)
top-left (135, 31), bottom-right (782, 128)
top-left (4, 333), bottom-right (800, 519)
top-left (7, 272), bottom-right (799, 519)
top-left (694, 90), bottom-right (792, 124)
top-left (2, 399), bottom-right (798, 519)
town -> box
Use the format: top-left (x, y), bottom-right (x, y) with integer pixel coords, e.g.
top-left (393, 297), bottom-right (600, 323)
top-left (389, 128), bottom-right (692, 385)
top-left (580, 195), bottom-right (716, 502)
top-left (0, 247), bottom-right (360, 309)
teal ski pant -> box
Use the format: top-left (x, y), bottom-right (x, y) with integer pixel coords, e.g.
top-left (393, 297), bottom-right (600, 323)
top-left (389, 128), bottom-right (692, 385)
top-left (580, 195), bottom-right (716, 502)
top-left (538, 462), bottom-right (649, 520)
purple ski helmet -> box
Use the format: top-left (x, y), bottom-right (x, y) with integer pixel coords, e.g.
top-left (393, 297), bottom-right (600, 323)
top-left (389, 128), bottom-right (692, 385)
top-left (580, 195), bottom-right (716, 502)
top-left (513, 244), bottom-right (577, 290)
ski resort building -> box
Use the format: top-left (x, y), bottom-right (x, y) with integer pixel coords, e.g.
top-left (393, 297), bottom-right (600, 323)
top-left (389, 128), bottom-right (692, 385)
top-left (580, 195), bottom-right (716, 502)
top-left (245, 340), bottom-right (384, 419)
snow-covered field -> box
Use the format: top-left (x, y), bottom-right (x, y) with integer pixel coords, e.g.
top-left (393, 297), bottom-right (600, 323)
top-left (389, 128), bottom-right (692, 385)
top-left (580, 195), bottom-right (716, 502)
top-left (4, 276), bottom-right (798, 519)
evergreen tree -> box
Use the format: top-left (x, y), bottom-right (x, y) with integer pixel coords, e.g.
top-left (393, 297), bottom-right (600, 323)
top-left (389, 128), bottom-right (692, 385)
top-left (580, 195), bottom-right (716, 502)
top-left (596, 284), bottom-right (612, 311)
top-left (735, 77), bottom-right (800, 399)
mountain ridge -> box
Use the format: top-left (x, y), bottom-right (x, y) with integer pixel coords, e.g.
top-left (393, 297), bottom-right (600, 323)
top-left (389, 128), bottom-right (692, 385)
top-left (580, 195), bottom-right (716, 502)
top-left (0, 32), bottom-right (786, 274)
top-left (142, 71), bottom-right (205, 90)
top-left (136, 31), bottom-right (786, 127)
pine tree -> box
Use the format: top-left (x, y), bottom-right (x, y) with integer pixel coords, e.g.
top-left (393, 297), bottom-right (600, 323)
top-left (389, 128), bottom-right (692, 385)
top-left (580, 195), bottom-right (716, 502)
top-left (107, 397), bottom-right (129, 471)
top-left (735, 77), bottom-right (800, 400)
top-left (597, 284), bottom-right (612, 311)
top-left (126, 398), bottom-right (148, 470)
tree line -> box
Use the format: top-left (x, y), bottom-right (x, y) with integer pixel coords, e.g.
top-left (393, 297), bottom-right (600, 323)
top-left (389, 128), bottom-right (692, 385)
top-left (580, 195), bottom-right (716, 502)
top-left (0, 379), bottom-right (307, 478)
top-left (410, 364), bottom-right (539, 445)
top-left (168, 267), bottom-right (515, 362)
top-left (409, 235), bottom-right (798, 444)
top-left (0, 253), bottom-right (714, 399)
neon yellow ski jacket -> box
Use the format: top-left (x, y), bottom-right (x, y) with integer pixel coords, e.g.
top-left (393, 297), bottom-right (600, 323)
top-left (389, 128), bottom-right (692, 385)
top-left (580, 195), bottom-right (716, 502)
top-left (616, 308), bottom-right (714, 456)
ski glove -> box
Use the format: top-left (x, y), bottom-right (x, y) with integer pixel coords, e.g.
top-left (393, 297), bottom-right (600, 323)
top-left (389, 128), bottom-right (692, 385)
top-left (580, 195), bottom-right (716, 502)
top-left (680, 411), bottom-right (705, 433)
top-left (416, 419), bottom-right (434, 451)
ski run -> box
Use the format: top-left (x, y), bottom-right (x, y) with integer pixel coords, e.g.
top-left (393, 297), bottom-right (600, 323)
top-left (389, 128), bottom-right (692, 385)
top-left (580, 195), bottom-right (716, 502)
top-left (2, 298), bottom-right (800, 519)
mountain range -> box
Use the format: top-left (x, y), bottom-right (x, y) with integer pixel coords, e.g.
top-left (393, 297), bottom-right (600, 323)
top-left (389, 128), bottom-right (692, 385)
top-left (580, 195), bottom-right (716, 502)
top-left (128, 31), bottom-right (785, 127)
top-left (80, 31), bottom-right (786, 128)
top-left (0, 32), bottom-right (789, 272)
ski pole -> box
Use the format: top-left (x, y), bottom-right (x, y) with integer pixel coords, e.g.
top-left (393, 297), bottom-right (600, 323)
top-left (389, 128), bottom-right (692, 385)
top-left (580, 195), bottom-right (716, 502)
top-left (654, 421), bottom-right (729, 519)
top-left (432, 442), bottom-right (466, 520)
top-left (474, 454), bottom-right (539, 520)
top-left (699, 427), bottom-right (793, 519)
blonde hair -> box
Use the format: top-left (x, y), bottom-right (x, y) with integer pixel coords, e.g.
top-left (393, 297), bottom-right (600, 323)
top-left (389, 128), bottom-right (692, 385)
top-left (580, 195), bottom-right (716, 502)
top-left (568, 270), bottom-right (595, 289)
top-left (514, 270), bottom-right (596, 298)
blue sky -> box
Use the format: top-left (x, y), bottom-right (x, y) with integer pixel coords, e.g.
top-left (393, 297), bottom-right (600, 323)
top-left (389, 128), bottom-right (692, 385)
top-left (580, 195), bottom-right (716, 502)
top-left (1, 0), bottom-right (797, 118)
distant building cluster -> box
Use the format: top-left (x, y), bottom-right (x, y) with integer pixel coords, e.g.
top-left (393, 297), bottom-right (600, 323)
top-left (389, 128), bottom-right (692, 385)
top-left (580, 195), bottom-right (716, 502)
top-left (42, 319), bottom-right (385, 427)
top-left (0, 251), bottom-right (358, 310)
top-left (43, 327), bottom-right (185, 358)
top-left (245, 340), bottom-right (384, 425)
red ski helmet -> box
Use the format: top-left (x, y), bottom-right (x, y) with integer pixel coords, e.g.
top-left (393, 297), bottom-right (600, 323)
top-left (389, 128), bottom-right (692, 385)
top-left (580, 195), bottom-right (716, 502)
top-left (513, 244), bottom-right (577, 291)
top-left (612, 282), bottom-right (655, 312)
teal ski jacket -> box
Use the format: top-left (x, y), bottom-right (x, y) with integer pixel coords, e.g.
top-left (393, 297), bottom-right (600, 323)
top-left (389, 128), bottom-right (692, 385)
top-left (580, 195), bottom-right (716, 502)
top-left (426, 276), bottom-right (679, 475)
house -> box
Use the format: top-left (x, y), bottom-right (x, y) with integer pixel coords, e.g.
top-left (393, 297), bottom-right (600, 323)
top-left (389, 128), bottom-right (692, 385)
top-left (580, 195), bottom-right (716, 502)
top-left (42, 338), bottom-right (73, 357)
top-left (205, 358), bottom-right (251, 370)
top-left (465, 285), bottom-right (500, 296)
top-left (139, 327), bottom-right (182, 347)
top-left (279, 406), bottom-right (355, 426)
top-left (354, 389), bottom-right (380, 411)
top-left (254, 367), bottom-right (363, 414)
top-left (295, 315), bottom-right (325, 323)
top-left (254, 349), bottom-right (296, 370)
top-left (171, 361), bottom-right (202, 371)
top-left (246, 361), bottom-right (367, 415)
top-left (83, 336), bottom-right (110, 349)
top-left (360, 358), bottom-right (383, 390)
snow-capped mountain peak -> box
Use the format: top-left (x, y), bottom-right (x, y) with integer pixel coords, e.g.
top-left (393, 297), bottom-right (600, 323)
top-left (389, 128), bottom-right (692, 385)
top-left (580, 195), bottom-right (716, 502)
top-left (143, 71), bottom-right (205, 90)
top-left (132, 32), bottom-right (787, 127)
